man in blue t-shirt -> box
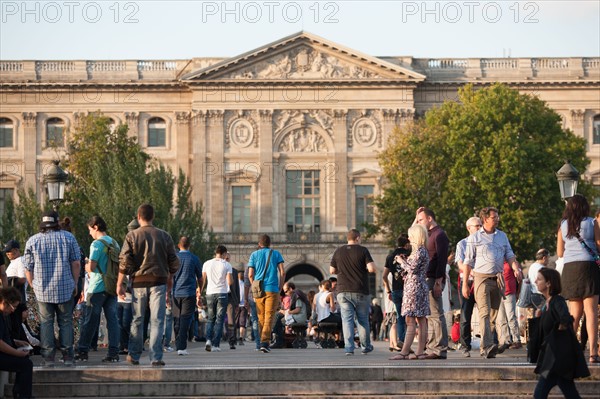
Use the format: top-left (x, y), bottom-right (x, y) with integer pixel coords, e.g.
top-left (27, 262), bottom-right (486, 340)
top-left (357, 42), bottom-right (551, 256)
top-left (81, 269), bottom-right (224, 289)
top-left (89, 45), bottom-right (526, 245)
top-left (248, 234), bottom-right (285, 353)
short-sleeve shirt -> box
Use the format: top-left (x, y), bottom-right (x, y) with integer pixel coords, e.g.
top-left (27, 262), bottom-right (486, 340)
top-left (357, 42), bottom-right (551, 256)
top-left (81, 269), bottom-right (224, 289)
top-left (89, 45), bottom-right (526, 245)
top-left (384, 248), bottom-right (408, 291)
top-left (88, 236), bottom-right (118, 294)
top-left (330, 244), bottom-right (374, 295)
top-left (248, 248), bottom-right (284, 293)
top-left (203, 258), bottom-right (232, 295)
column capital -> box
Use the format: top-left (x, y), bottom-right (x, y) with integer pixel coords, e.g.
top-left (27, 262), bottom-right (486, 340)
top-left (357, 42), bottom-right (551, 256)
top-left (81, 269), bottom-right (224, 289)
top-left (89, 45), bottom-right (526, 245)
top-left (22, 112), bottom-right (37, 127)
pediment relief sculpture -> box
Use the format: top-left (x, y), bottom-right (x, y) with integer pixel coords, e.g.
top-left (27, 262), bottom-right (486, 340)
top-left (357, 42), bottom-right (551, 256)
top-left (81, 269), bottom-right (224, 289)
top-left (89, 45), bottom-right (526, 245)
top-left (222, 46), bottom-right (384, 80)
top-left (274, 109), bottom-right (333, 136)
top-left (278, 128), bottom-right (327, 153)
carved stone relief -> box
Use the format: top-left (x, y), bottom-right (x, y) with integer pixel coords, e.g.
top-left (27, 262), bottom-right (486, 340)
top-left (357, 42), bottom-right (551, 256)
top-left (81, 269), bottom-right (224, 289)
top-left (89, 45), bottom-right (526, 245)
top-left (225, 111), bottom-right (258, 148)
top-left (22, 112), bottom-right (37, 127)
top-left (347, 110), bottom-right (382, 148)
top-left (223, 46), bottom-right (382, 80)
top-left (570, 109), bottom-right (585, 127)
top-left (353, 118), bottom-right (377, 147)
top-left (274, 109), bottom-right (333, 136)
top-left (278, 128), bottom-right (327, 153)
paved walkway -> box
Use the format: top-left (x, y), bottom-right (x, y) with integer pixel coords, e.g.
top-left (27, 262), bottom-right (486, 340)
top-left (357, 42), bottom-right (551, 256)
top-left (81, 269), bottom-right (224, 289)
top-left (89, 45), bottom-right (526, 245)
top-left (33, 339), bottom-right (545, 370)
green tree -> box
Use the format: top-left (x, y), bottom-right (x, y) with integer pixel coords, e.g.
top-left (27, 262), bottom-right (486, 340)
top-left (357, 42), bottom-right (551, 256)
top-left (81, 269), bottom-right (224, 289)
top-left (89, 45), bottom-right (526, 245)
top-left (0, 187), bottom-right (42, 245)
top-left (3, 114), bottom-right (214, 260)
top-left (376, 84), bottom-right (594, 259)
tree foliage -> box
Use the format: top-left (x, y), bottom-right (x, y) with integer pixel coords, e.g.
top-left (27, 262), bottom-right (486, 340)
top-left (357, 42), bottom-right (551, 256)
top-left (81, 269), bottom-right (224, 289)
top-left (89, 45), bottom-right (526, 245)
top-left (3, 114), bottom-right (215, 261)
top-left (0, 187), bottom-right (42, 245)
top-left (376, 84), bottom-right (594, 259)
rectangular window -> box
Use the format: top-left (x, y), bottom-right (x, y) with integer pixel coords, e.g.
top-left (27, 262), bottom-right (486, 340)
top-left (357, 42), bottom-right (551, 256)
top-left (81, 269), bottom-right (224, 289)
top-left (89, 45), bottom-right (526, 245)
top-left (232, 186), bottom-right (251, 233)
top-left (286, 170), bottom-right (320, 233)
top-left (593, 120), bottom-right (600, 145)
top-left (355, 185), bottom-right (374, 231)
top-left (46, 125), bottom-right (64, 147)
top-left (0, 125), bottom-right (13, 148)
top-left (148, 121), bottom-right (166, 147)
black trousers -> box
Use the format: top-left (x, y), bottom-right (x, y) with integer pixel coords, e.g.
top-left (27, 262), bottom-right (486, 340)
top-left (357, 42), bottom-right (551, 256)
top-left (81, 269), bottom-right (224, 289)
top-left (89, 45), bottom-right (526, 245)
top-left (0, 352), bottom-right (33, 398)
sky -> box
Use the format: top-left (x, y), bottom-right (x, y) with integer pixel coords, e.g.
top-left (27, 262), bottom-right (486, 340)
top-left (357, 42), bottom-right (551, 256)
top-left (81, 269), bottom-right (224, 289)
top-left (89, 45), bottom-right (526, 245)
top-left (0, 0), bottom-right (599, 60)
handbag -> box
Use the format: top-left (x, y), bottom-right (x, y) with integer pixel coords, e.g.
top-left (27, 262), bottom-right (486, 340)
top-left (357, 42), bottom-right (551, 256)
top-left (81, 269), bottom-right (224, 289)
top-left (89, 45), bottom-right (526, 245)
top-left (527, 316), bottom-right (542, 363)
top-left (575, 231), bottom-right (600, 267)
top-left (517, 278), bottom-right (533, 308)
top-left (251, 249), bottom-right (273, 299)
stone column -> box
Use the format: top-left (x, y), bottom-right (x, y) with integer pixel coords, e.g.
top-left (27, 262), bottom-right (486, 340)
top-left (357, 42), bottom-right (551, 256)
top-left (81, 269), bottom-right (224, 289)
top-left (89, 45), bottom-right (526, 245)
top-left (124, 112), bottom-right (139, 137)
top-left (382, 109), bottom-right (398, 145)
top-left (332, 109), bottom-right (348, 231)
top-left (22, 112), bottom-right (37, 190)
top-left (190, 110), bottom-right (208, 220)
top-left (258, 109), bottom-right (273, 232)
top-left (175, 112), bottom-right (191, 177)
top-left (570, 109), bottom-right (585, 137)
top-left (206, 110), bottom-right (225, 232)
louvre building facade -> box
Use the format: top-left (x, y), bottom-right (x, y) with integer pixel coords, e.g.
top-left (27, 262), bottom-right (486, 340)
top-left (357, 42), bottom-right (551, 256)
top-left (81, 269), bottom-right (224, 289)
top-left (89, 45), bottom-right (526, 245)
top-left (1, 32), bottom-right (599, 291)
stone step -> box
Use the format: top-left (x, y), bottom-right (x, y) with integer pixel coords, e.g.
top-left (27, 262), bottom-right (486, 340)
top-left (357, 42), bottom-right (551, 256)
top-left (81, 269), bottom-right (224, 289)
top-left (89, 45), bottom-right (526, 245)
top-left (19, 380), bottom-right (600, 398)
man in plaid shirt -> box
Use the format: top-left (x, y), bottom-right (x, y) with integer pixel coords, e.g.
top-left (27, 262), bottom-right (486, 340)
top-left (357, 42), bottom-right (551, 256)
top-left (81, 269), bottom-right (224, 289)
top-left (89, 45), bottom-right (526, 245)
top-left (23, 210), bottom-right (81, 367)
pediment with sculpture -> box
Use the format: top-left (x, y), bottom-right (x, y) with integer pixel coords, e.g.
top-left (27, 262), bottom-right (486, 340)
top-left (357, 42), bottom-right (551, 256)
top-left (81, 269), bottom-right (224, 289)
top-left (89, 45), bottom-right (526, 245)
top-left (182, 32), bottom-right (425, 82)
top-left (277, 127), bottom-right (328, 153)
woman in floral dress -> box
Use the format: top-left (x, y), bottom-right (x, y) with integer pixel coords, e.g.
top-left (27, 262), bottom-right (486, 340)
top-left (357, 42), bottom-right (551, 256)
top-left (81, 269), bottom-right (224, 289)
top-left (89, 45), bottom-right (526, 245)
top-left (390, 224), bottom-right (430, 360)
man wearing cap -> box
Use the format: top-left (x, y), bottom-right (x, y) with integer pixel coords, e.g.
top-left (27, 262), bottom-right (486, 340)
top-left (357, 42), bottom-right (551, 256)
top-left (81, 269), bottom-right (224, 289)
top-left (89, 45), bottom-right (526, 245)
top-left (463, 207), bottom-right (523, 359)
top-left (23, 210), bottom-right (81, 367)
top-left (3, 240), bottom-right (27, 303)
top-left (117, 204), bottom-right (179, 367)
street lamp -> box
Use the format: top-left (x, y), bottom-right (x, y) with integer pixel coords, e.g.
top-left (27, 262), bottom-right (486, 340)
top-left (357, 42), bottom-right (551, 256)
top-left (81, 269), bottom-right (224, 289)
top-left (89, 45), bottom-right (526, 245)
top-left (44, 160), bottom-right (68, 212)
top-left (556, 160), bottom-right (580, 201)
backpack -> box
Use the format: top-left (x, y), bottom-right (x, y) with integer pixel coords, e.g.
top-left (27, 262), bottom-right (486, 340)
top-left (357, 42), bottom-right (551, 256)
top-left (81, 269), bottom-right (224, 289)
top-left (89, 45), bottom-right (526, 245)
top-left (97, 237), bottom-right (121, 296)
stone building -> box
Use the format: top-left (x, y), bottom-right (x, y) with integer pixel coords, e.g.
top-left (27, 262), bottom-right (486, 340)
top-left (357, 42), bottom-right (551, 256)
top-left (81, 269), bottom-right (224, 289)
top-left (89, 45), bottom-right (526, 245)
top-left (1, 32), bottom-right (599, 294)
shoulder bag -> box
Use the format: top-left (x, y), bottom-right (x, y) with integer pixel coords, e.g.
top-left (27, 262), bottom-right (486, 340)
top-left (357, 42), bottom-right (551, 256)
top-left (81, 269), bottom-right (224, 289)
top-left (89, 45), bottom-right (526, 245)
top-left (251, 249), bottom-right (273, 299)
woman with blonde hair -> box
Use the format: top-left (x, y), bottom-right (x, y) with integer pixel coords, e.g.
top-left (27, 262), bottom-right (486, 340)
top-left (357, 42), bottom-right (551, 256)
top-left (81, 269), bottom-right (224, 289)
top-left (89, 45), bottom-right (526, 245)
top-left (390, 224), bottom-right (430, 360)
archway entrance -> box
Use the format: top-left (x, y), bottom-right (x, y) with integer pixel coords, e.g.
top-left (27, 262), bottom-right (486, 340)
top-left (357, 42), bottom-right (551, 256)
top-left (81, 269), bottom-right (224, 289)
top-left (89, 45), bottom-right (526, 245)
top-left (285, 263), bottom-right (324, 294)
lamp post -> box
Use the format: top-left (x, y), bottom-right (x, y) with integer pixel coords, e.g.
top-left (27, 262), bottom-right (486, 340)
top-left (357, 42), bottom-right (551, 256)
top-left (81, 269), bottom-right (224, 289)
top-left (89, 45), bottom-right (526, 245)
top-left (44, 160), bottom-right (68, 212)
top-left (556, 160), bottom-right (580, 201)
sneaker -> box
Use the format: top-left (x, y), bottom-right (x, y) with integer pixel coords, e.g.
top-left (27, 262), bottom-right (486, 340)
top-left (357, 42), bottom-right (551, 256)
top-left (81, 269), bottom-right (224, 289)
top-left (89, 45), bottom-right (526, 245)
top-left (345, 351), bottom-right (354, 356)
top-left (126, 355), bottom-right (140, 366)
top-left (74, 352), bottom-right (88, 362)
top-left (63, 356), bottom-right (75, 367)
top-left (497, 343), bottom-right (509, 354)
top-left (361, 345), bottom-right (374, 355)
top-left (163, 346), bottom-right (174, 353)
top-left (229, 342), bottom-right (236, 350)
top-left (151, 360), bottom-right (165, 367)
top-left (177, 349), bottom-right (189, 356)
top-left (118, 349), bottom-right (128, 355)
top-left (238, 338), bottom-right (245, 346)
top-left (205, 340), bottom-right (212, 352)
top-left (193, 337), bottom-right (203, 342)
top-left (259, 345), bottom-right (271, 353)
top-left (211, 347), bottom-right (222, 352)
top-left (102, 355), bottom-right (119, 363)
top-left (462, 348), bottom-right (471, 358)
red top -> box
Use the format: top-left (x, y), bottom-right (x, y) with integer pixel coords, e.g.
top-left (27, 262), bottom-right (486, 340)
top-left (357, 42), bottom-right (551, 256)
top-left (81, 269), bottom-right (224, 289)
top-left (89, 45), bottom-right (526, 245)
top-left (502, 261), bottom-right (517, 295)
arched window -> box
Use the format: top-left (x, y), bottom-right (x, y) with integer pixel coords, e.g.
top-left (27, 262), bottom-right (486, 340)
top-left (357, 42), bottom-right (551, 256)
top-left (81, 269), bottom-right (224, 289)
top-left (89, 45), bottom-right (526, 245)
top-left (147, 117), bottom-right (166, 147)
top-left (593, 115), bottom-right (600, 145)
top-left (0, 118), bottom-right (14, 148)
top-left (46, 117), bottom-right (65, 147)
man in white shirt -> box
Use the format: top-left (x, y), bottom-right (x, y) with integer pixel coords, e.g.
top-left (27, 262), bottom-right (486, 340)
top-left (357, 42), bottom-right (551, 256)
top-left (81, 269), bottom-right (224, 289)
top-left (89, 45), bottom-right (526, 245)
top-left (3, 240), bottom-right (27, 302)
top-left (201, 245), bottom-right (233, 352)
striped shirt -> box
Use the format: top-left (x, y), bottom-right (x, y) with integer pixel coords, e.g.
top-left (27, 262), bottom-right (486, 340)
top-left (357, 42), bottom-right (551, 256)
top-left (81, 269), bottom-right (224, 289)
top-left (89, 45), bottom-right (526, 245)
top-left (23, 230), bottom-right (81, 303)
top-left (464, 228), bottom-right (515, 275)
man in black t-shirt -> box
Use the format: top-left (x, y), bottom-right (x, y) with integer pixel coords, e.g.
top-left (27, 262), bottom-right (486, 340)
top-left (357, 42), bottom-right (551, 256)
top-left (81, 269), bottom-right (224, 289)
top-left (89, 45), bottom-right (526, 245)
top-left (382, 235), bottom-right (410, 344)
top-left (330, 229), bottom-right (376, 356)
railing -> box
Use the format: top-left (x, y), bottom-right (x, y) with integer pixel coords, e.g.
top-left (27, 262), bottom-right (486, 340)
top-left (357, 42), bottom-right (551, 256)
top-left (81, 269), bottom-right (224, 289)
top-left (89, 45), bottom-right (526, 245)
top-left (137, 61), bottom-right (178, 72)
top-left (426, 59), bottom-right (468, 69)
top-left (212, 232), bottom-right (384, 245)
top-left (532, 58), bottom-right (569, 70)
top-left (88, 61), bottom-right (126, 72)
top-left (36, 61), bottom-right (75, 72)
top-left (583, 58), bottom-right (600, 70)
top-left (481, 59), bottom-right (518, 69)
top-left (0, 61), bottom-right (23, 72)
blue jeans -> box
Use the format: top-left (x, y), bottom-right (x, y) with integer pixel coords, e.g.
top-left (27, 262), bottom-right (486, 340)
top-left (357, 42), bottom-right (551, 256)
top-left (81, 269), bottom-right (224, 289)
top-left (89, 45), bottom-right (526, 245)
top-left (129, 285), bottom-right (166, 362)
top-left (337, 292), bottom-right (371, 353)
top-left (534, 372), bottom-right (581, 399)
top-left (248, 300), bottom-right (260, 349)
top-left (391, 289), bottom-right (406, 341)
top-left (205, 293), bottom-right (228, 347)
top-left (117, 301), bottom-right (132, 351)
top-left (78, 292), bottom-right (120, 357)
top-left (38, 300), bottom-right (74, 360)
top-left (163, 301), bottom-right (173, 347)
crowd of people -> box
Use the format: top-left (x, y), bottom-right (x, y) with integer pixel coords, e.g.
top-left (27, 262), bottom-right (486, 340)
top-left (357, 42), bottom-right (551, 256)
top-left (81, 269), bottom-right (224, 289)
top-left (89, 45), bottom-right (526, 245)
top-left (0, 199), bottom-right (599, 399)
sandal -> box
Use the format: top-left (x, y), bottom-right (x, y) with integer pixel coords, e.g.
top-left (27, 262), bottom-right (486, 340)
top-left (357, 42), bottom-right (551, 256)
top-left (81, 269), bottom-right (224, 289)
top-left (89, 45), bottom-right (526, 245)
top-left (409, 353), bottom-right (427, 360)
top-left (389, 352), bottom-right (410, 360)
top-left (589, 355), bottom-right (600, 364)
top-left (388, 346), bottom-right (403, 352)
